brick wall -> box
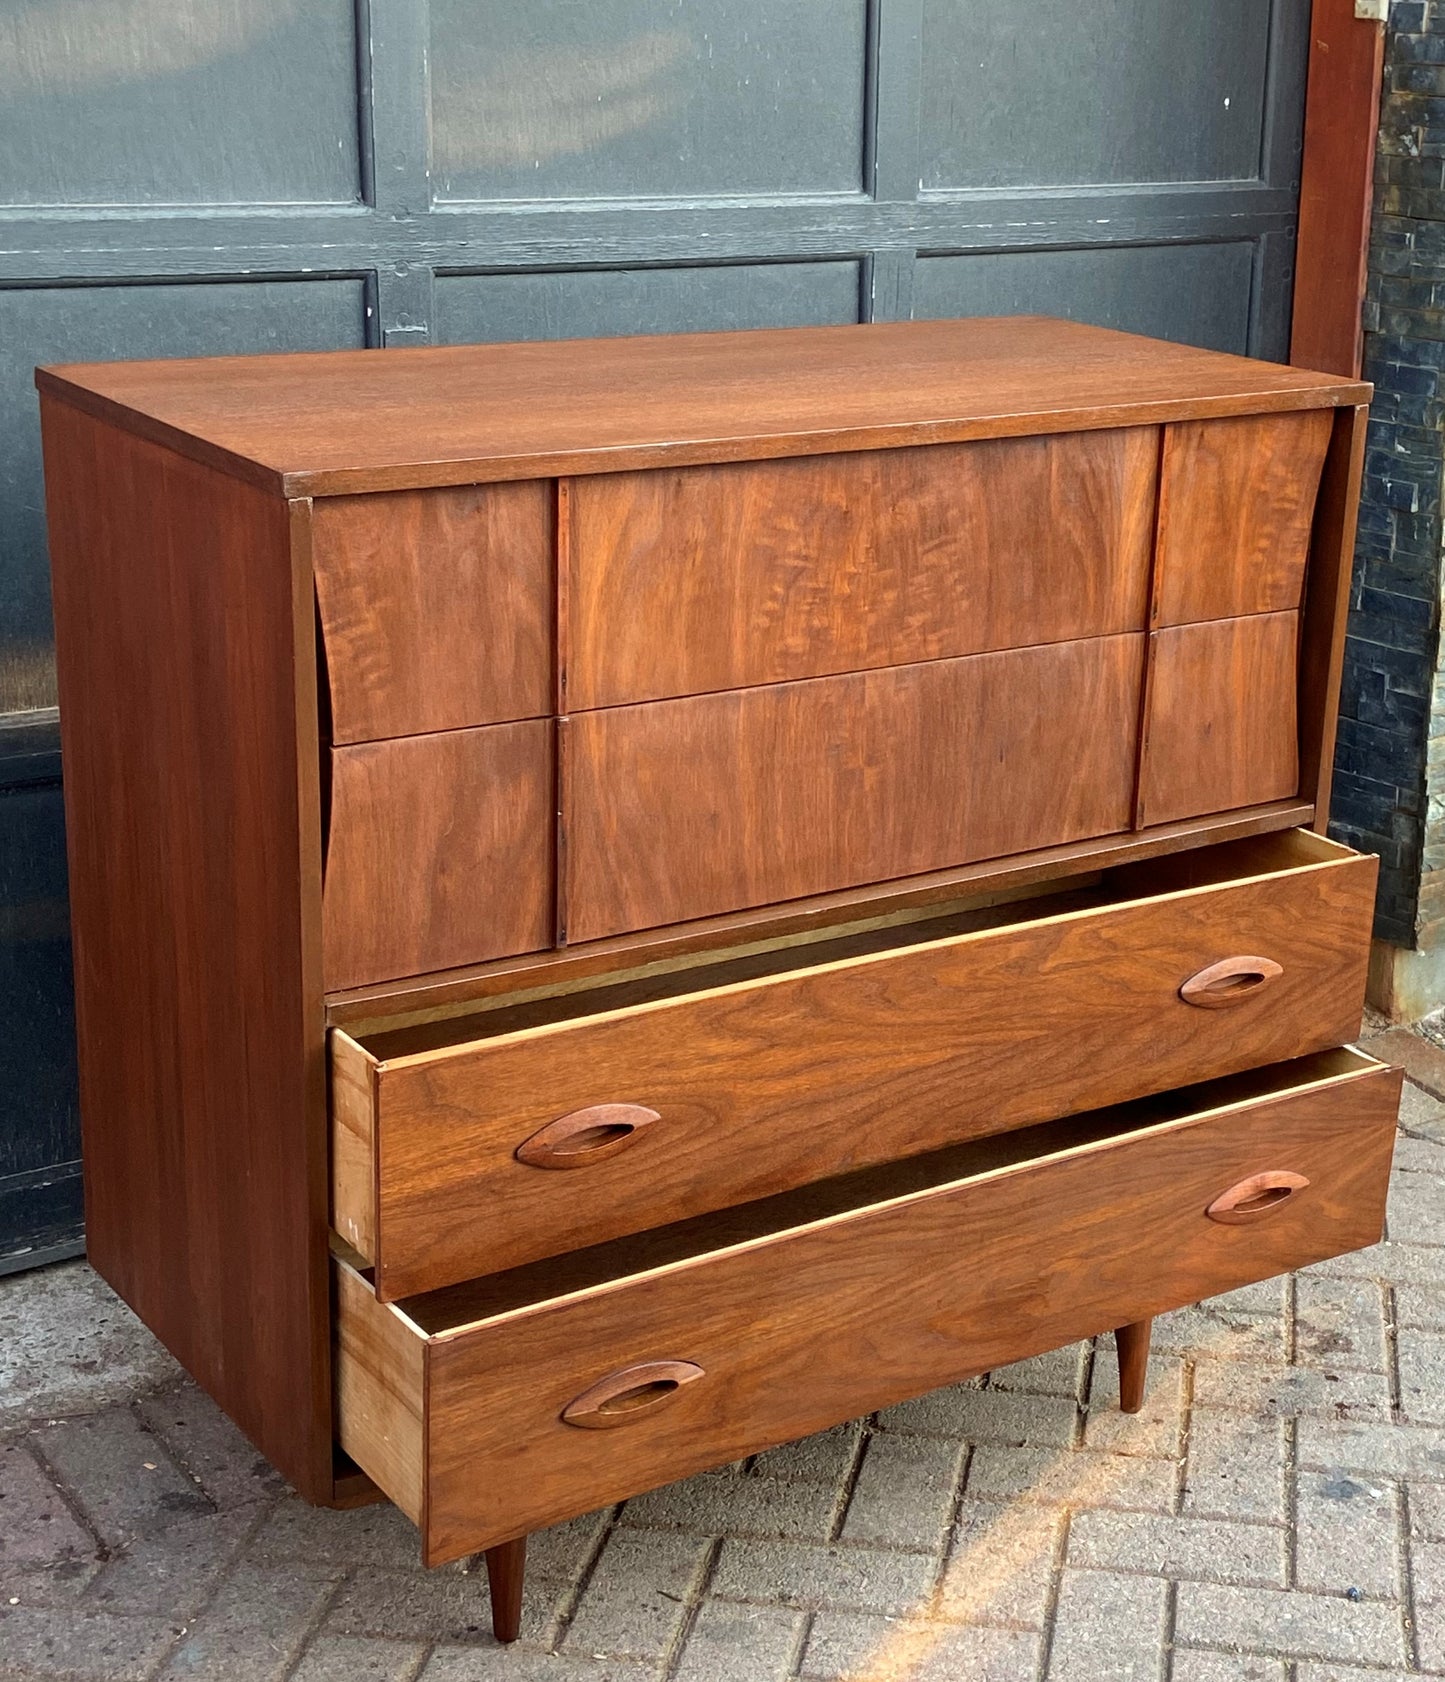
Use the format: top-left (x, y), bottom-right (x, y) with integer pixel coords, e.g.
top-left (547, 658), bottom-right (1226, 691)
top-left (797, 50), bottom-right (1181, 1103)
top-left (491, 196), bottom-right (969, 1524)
top-left (1335, 0), bottom-right (1445, 948)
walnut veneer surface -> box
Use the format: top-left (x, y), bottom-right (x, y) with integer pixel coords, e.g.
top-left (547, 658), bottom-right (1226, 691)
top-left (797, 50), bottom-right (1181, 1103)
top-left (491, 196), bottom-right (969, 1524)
top-left (40, 318), bottom-right (1393, 1626)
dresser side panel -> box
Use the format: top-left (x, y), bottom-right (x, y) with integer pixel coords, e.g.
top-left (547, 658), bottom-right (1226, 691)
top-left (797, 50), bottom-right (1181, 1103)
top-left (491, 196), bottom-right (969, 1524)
top-left (41, 398), bottom-right (331, 1500)
top-left (1300, 404), bottom-right (1370, 828)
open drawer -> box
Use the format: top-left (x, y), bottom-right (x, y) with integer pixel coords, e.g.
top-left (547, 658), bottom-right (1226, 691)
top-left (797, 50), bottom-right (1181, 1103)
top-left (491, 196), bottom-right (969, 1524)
top-left (334, 1047), bottom-right (1400, 1565)
top-left (331, 829), bottom-right (1377, 1299)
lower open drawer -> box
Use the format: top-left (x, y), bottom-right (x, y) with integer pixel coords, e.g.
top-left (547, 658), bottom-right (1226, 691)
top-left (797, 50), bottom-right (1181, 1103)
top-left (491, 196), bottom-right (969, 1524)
top-left (334, 1047), bottom-right (1400, 1565)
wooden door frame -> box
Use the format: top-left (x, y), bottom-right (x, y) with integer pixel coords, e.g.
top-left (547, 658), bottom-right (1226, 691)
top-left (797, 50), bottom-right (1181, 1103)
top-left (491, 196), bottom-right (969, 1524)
top-left (1291, 0), bottom-right (1387, 378)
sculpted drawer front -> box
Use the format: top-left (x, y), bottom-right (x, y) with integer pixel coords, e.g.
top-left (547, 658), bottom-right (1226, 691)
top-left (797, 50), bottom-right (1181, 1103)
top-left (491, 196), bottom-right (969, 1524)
top-left (1154, 411), bottom-right (1333, 626)
top-left (312, 483), bottom-right (554, 743)
top-left (562, 633), bottom-right (1144, 942)
top-left (334, 1048), bottom-right (1400, 1565)
top-left (565, 428), bottom-right (1159, 707)
top-left (1137, 612), bottom-right (1301, 828)
top-left (330, 829), bottom-right (1376, 1299)
top-left (323, 723), bottom-right (554, 991)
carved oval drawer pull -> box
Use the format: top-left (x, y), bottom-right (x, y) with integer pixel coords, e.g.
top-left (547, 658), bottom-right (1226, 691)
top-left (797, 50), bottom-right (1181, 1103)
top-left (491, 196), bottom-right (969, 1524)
top-left (1206, 1170), bottom-right (1311, 1224)
top-left (562, 1361), bottom-right (706, 1430)
top-left (515, 1104), bottom-right (660, 1170)
top-left (1179, 955), bottom-right (1284, 1009)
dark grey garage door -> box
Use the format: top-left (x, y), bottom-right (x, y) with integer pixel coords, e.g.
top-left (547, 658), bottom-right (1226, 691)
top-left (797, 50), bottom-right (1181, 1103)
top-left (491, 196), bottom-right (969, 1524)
top-left (0, 0), bottom-right (1312, 1269)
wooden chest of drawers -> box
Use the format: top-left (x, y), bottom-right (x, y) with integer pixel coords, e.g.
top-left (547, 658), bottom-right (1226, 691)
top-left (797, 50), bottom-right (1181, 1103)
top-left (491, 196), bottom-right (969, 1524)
top-left (39, 317), bottom-right (1400, 1639)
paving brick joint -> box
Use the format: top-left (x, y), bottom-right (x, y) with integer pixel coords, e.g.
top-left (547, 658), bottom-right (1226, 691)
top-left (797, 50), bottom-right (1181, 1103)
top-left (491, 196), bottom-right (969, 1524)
top-left (2, 1020), bottom-right (1443, 1681)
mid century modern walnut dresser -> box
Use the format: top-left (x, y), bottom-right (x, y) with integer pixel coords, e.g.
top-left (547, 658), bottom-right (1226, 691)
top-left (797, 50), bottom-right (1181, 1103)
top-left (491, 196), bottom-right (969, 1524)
top-left (39, 318), bottom-right (1401, 1642)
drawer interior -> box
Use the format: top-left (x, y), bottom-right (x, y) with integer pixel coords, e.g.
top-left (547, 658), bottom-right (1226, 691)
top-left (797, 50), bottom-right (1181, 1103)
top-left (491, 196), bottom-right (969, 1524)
top-left (354, 827), bottom-right (1357, 1058)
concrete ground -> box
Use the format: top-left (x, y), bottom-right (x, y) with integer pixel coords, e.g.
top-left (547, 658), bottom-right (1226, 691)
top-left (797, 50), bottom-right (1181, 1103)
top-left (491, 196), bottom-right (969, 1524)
top-left (2, 1023), bottom-right (1444, 1682)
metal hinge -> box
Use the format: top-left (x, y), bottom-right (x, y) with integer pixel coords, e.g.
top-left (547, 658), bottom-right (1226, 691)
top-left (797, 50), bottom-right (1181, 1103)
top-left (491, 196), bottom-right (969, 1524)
top-left (1355, 0), bottom-right (1388, 21)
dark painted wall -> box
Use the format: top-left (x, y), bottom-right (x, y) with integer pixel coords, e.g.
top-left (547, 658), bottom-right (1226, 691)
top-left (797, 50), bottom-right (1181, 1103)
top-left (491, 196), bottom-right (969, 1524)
top-left (1334, 2), bottom-right (1445, 949)
top-left (0, 0), bottom-right (1312, 1268)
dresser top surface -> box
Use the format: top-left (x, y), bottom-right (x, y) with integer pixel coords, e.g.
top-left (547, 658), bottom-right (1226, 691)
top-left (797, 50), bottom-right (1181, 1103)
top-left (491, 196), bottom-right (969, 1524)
top-left (38, 315), bottom-right (1368, 498)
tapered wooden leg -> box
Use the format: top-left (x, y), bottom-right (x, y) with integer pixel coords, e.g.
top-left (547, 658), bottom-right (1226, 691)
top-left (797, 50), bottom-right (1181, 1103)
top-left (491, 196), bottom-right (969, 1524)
top-left (1115, 1318), bottom-right (1152, 1414)
top-left (485, 1535), bottom-right (527, 1643)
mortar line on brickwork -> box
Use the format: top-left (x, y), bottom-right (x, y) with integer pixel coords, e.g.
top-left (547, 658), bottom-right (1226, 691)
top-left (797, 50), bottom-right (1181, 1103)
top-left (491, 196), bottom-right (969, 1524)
top-left (788, 1610), bottom-right (817, 1679)
top-left (1285, 1271), bottom-right (1300, 1365)
top-left (1384, 1282), bottom-right (1406, 1425)
top-left (1034, 1507), bottom-right (1072, 1681)
top-left (396, 1640), bottom-right (432, 1682)
top-left (918, 1441), bottom-right (975, 1611)
top-left (1075, 1336), bottom-right (1099, 1450)
top-left (660, 1534), bottom-right (723, 1681)
top-left (150, 1495), bottom-right (275, 1628)
top-left (1160, 1576), bottom-right (1178, 1682)
top-left (942, 1442), bottom-right (975, 1555)
top-left (130, 1501), bottom-right (311, 1682)
top-left (1285, 1415), bottom-right (1300, 1592)
top-left (135, 1386), bottom-right (277, 1518)
top-left (16, 1430), bottom-right (108, 1562)
top-left (274, 1568), bottom-right (353, 1682)
top-left (128, 1396), bottom-right (222, 1514)
top-left (826, 1420), bottom-right (873, 1544)
top-left (1173, 1360), bottom-right (1197, 1517)
top-left (1400, 1479), bottom-right (1423, 1673)
top-left (548, 1502), bottom-right (624, 1653)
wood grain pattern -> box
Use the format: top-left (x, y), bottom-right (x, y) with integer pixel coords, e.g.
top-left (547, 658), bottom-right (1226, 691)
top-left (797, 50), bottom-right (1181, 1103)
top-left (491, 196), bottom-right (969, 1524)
top-left (312, 484), bottom-right (553, 743)
top-left (567, 430), bottom-right (1157, 707)
top-left (1115, 1320), bottom-right (1152, 1415)
top-left (333, 1051), bottom-right (1399, 1563)
top-left (484, 1539), bottom-right (526, 1644)
top-left (561, 1361), bottom-right (707, 1430)
top-left (344, 832), bottom-right (1375, 1298)
top-left (1205, 1170), bottom-right (1311, 1224)
top-left (43, 320), bottom-right (1378, 1557)
top-left (513, 1104), bottom-right (660, 1171)
top-left (1178, 955), bottom-right (1285, 1010)
top-left (330, 1031), bottom-right (378, 1261)
top-left (323, 723), bottom-right (554, 990)
top-left (1299, 406), bottom-right (1370, 827)
top-left (332, 1262), bottom-right (424, 1525)
top-left (564, 635), bottom-right (1144, 942)
top-left (1291, 0), bottom-right (1385, 378)
top-left (35, 317), bottom-right (1366, 498)
top-left (41, 397), bottom-right (333, 1501)
top-left (1154, 411), bottom-right (1334, 625)
top-left (1136, 613), bottom-right (1302, 829)
top-left (325, 800), bottom-right (1317, 1031)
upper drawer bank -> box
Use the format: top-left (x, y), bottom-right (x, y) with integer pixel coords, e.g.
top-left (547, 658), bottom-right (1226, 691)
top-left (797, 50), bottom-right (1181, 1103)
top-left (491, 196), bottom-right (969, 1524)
top-left (311, 403), bottom-right (1340, 984)
top-left (308, 409), bottom-right (1331, 729)
top-left (331, 828), bottom-right (1376, 1301)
